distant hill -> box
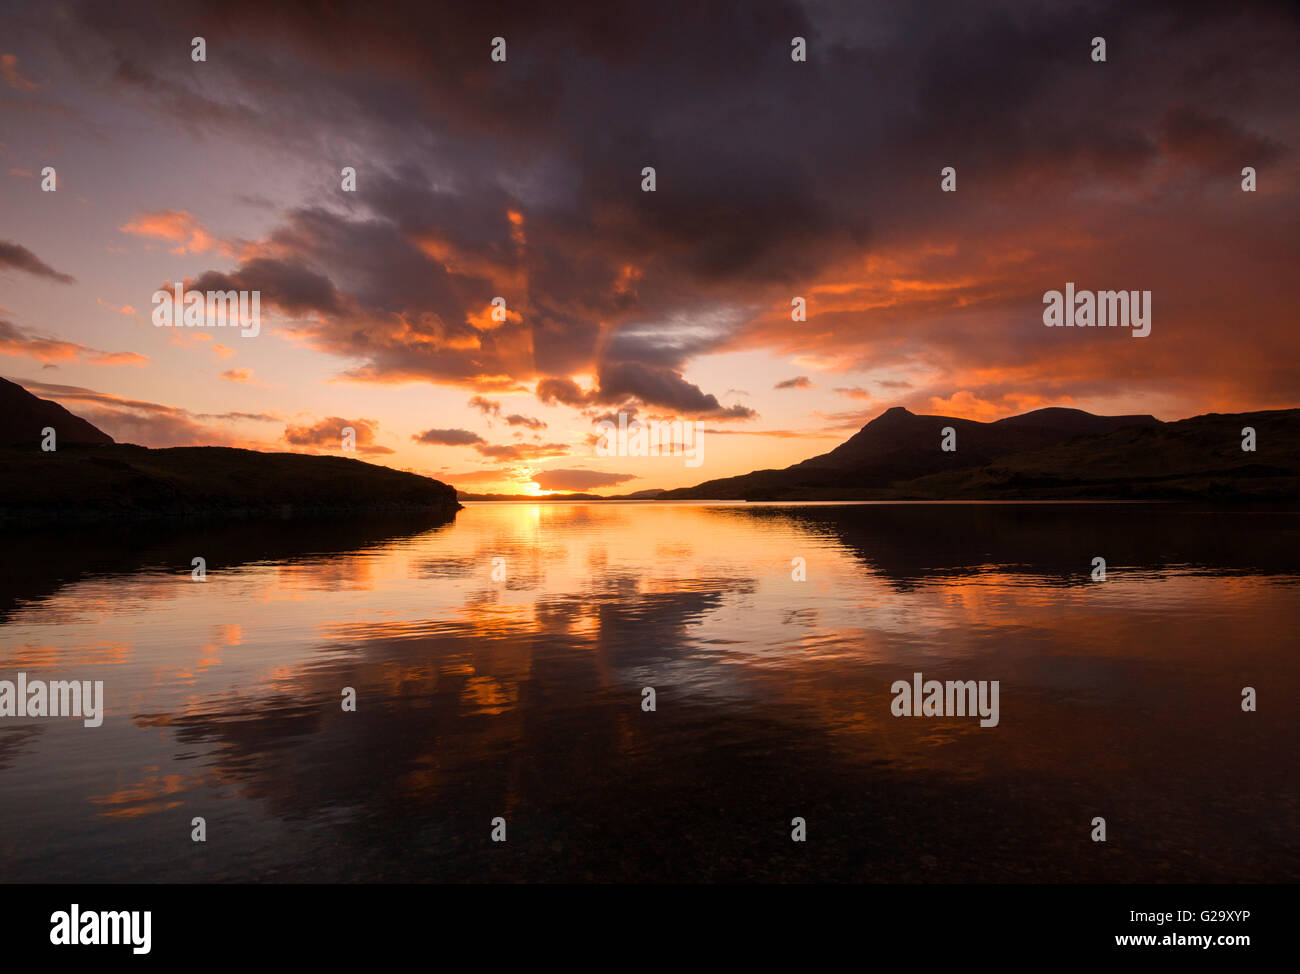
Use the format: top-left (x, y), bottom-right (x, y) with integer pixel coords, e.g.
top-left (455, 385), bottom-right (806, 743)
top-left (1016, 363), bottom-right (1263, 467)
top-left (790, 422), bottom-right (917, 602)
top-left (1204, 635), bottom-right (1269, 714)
top-left (0, 443), bottom-right (463, 521)
top-left (458, 488), bottom-right (666, 501)
top-left (899, 409), bottom-right (1299, 501)
top-left (459, 491), bottom-right (606, 501)
top-left (659, 406), bottom-right (1298, 501)
top-left (800, 406), bottom-right (1159, 475)
top-left (0, 376), bottom-right (115, 445)
top-left (0, 378), bottom-right (461, 521)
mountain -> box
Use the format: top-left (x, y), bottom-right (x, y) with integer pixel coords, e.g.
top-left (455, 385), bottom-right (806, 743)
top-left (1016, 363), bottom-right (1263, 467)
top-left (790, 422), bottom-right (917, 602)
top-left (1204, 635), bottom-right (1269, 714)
top-left (0, 376), bottom-right (115, 445)
top-left (660, 406), bottom-right (1161, 499)
top-left (0, 379), bottom-right (460, 522)
top-left (659, 405), bottom-right (1298, 501)
top-left (0, 443), bottom-right (463, 521)
top-left (901, 409), bottom-right (1299, 501)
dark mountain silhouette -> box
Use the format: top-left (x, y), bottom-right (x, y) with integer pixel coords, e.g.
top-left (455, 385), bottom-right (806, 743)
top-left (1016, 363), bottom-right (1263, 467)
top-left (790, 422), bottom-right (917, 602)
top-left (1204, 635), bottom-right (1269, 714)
top-left (791, 405), bottom-right (1158, 474)
top-left (0, 376), bottom-right (115, 445)
top-left (989, 406), bottom-right (1157, 435)
top-left (903, 408), bottom-right (1299, 501)
top-left (660, 406), bottom-right (1298, 501)
top-left (0, 379), bottom-right (460, 522)
top-left (0, 444), bottom-right (463, 521)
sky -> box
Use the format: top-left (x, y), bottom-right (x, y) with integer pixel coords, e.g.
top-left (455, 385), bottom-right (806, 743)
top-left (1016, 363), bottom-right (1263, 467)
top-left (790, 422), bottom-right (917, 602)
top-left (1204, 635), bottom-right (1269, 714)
top-left (0, 0), bottom-right (1297, 495)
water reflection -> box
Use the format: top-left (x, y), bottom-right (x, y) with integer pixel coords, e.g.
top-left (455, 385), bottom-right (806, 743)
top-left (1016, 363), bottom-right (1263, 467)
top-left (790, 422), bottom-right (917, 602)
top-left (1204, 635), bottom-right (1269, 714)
top-left (0, 503), bottom-right (1296, 882)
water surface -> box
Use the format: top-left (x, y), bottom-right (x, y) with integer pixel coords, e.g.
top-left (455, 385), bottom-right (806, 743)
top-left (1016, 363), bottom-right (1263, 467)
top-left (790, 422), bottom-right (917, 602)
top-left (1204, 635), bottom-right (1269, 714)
top-left (1, 502), bottom-right (1295, 882)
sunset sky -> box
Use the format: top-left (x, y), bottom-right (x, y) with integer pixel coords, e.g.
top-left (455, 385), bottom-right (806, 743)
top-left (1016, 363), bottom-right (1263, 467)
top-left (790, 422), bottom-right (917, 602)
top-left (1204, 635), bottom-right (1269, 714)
top-left (1, 0), bottom-right (1296, 494)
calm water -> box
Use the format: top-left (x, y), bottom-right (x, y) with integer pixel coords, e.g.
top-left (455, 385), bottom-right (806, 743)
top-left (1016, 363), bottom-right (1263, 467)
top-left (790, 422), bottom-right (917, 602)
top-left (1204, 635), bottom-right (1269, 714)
top-left (1, 502), bottom-right (1296, 882)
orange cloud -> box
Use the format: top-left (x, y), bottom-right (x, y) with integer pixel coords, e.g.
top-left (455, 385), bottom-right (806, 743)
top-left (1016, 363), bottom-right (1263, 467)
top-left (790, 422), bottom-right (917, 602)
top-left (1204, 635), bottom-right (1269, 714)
top-left (925, 390), bottom-right (1064, 422)
top-left (96, 298), bottom-right (136, 315)
top-left (0, 319), bottom-right (147, 367)
top-left (0, 54), bottom-right (38, 91)
top-left (119, 209), bottom-right (231, 256)
top-left (466, 300), bottom-right (522, 333)
top-left (87, 351), bottom-right (148, 367)
top-left (283, 416), bottom-right (393, 455)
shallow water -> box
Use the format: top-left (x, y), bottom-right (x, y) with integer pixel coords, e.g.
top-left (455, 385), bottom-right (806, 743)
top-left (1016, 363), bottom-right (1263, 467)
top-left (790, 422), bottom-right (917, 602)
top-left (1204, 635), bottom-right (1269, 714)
top-left (1, 502), bottom-right (1296, 882)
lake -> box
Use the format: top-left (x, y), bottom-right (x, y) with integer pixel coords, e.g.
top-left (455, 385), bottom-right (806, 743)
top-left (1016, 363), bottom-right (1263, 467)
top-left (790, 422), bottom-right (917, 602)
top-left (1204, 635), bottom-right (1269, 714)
top-left (1, 502), bottom-right (1296, 882)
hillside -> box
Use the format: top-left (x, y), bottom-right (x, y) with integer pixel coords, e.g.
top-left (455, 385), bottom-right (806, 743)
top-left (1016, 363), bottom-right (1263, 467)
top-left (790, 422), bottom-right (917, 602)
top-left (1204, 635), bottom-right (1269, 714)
top-left (0, 376), bottom-right (115, 445)
top-left (0, 443), bottom-right (462, 521)
top-left (659, 406), bottom-right (1297, 501)
top-left (897, 409), bottom-right (1300, 501)
top-left (0, 378), bottom-right (461, 521)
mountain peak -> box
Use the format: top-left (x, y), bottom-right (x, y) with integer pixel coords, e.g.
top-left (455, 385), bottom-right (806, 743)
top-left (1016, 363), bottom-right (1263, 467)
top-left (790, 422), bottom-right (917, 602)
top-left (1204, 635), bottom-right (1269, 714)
top-left (0, 378), bottom-right (115, 446)
top-left (871, 405), bottom-right (916, 425)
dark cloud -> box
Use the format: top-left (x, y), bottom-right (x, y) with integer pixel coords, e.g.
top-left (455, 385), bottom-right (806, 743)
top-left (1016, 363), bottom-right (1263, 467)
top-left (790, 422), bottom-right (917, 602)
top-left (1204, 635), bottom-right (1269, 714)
top-left (588, 407), bottom-right (638, 427)
top-left (603, 316), bottom-right (746, 370)
top-left (532, 468), bottom-right (638, 491)
top-left (1159, 106), bottom-right (1288, 176)
top-left (412, 428), bottom-right (486, 446)
top-left (536, 365), bottom-right (754, 419)
top-left (0, 241), bottom-right (74, 283)
top-left (536, 377), bottom-right (589, 407)
top-left (775, 376), bottom-right (813, 390)
top-left (594, 361), bottom-right (757, 419)
top-left (15, 0), bottom-right (1299, 416)
top-left (188, 257), bottom-right (343, 317)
